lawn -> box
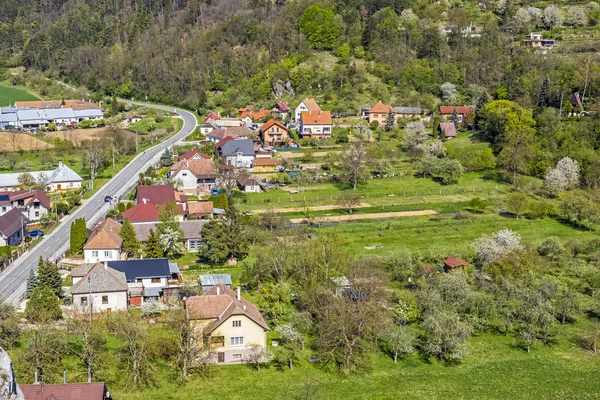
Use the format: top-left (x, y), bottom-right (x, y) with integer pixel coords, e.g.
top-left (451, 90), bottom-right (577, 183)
top-left (102, 330), bottom-right (600, 400)
top-left (0, 84), bottom-right (39, 106)
top-left (129, 116), bottom-right (181, 134)
top-left (313, 213), bottom-right (599, 256)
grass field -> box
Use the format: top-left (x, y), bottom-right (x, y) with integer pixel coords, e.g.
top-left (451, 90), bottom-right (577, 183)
top-left (0, 132), bottom-right (53, 151)
top-left (0, 84), bottom-right (39, 106)
top-left (100, 329), bottom-right (600, 400)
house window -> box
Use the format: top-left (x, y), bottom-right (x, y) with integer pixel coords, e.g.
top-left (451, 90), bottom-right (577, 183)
top-left (210, 336), bottom-right (225, 347)
top-left (1, 207), bottom-right (5, 212)
top-left (92, 251), bottom-right (99, 258)
top-left (137, 279), bottom-right (143, 283)
top-left (80, 296), bottom-right (88, 306)
top-left (35, 211), bottom-right (39, 217)
top-left (102, 296), bottom-right (108, 304)
top-left (232, 354), bottom-right (242, 359)
top-left (232, 320), bottom-right (241, 328)
top-left (104, 251), bottom-right (111, 257)
top-left (189, 239), bottom-right (201, 250)
top-left (230, 337), bottom-right (244, 346)
top-left (182, 173), bottom-right (187, 176)
top-left (151, 278), bottom-right (161, 283)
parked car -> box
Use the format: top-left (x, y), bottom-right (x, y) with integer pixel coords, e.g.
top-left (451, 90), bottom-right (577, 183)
top-left (104, 195), bottom-right (113, 202)
top-left (28, 230), bottom-right (44, 237)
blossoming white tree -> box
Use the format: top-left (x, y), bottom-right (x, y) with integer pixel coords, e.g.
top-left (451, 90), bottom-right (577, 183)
top-left (472, 229), bottom-right (522, 266)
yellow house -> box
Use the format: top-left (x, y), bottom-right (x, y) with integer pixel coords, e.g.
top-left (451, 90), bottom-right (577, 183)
top-left (186, 284), bottom-right (269, 364)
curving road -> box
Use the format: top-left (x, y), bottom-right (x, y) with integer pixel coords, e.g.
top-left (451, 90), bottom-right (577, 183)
top-left (0, 104), bottom-right (197, 305)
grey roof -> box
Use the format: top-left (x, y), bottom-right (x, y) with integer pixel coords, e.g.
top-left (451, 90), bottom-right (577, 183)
top-left (16, 110), bottom-right (47, 122)
top-left (44, 108), bottom-right (76, 119)
top-left (0, 208), bottom-right (28, 237)
top-left (169, 262), bottom-right (181, 274)
top-left (0, 114), bottom-right (17, 122)
top-left (144, 287), bottom-right (163, 297)
top-left (132, 220), bottom-right (207, 241)
top-left (74, 109), bottom-right (103, 118)
top-left (394, 107), bottom-right (422, 114)
top-left (0, 162), bottom-right (83, 188)
top-left (70, 263), bottom-right (128, 294)
top-left (71, 263), bottom-right (95, 278)
top-left (219, 139), bottom-right (255, 156)
top-left (1, 107), bottom-right (29, 114)
top-left (200, 274), bottom-right (232, 287)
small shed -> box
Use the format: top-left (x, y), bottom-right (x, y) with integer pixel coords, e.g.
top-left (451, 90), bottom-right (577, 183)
top-left (200, 273), bottom-right (233, 292)
top-left (439, 122), bottom-right (457, 138)
top-left (442, 257), bottom-right (469, 272)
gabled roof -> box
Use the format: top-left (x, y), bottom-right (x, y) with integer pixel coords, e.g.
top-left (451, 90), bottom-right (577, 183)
top-left (132, 220), bottom-right (207, 241)
top-left (47, 161), bottom-right (83, 183)
top-left (215, 136), bottom-right (235, 148)
top-left (121, 200), bottom-right (160, 223)
top-left (203, 112), bottom-right (220, 123)
top-left (253, 158), bottom-right (281, 166)
top-left (70, 263), bottom-right (128, 294)
top-left (14, 100), bottom-right (100, 110)
top-left (240, 109), bottom-right (271, 121)
top-left (3, 189), bottom-right (51, 209)
top-left (218, 139), bottom-right (255, 157)
top-left (439, 122), bottom-right (457, 138)
top-left (0, 208), bottom-right (28, 237)
top-left (394, 106), bottom-right (422, 114)
top-left (299, 99), bottom-right (320, 112)
top-left (300, 110), bottom-right (332, 126)
top-left (20, 383), bottom-right (108, 400)
top-left (370, 101), bottom-right (393, 114)
top-left (186, 284), bottom-right (269, 333)
top-left (200, 274), bottom-right (233, 287)
top-left (178, 149), bottom-right (211, 161)
top-left (136, 184), bottom-right (176, 205)
top-left (274, 101), bottom-right (290, 112)
top-left (187, 201), bottom-right (214, 216)
top-left (443, 257), bottom-right (469, 268)
top-left (570, 92), bottom-right (582, 108)
top-left (170, 159), bottom-right (217, 179)
top-left (84, 218), bottom-right (122, 250)
top-left (260, 119), bottom-right (287, 133)
top-left (207, 126), bottom-right (252, 140)
top-left (107, 258), bottom-right (172, 281)
top-left (0, 162), bottom-right (83, 189)
top-left (439, 106), bottom-right (474, 116)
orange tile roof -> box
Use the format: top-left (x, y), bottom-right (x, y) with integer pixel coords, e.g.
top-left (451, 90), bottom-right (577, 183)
top-left (370, 101), bottom-right (393, 114)
top-left (170, 159), bottom-right (217, 179)
top-left (300, 110), bottom-right (332, 125)
top-left (301, 98), bottom-right (321, 112)
top-left (260, 119), bottom-right (287, 132)
top-left (188, 201), bottom-right (214, 215)
top-left (253, 158), bottom-right (281, 166)
top-left (439, 106), bottom-right (474, 116)
top-left (84, 218), bottom-right (122, 250)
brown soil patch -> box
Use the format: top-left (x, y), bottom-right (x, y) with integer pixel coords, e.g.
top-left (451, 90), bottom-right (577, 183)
top-left (0, 133), bottom-right (54, 152)
top-left (289, 210), bottom-right (438, 223)
top-left (253, 203), bottom-right (372, 214)
top-left (48, 128), bottom-right (137, 146)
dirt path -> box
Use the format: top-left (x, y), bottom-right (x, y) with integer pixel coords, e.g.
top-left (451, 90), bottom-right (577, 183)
top-left (253, 203), bottom-right (372, 214)
top-left (278, 151), bottom-right (340, 159)
top-left (289, 210), bottom-right (438, 223)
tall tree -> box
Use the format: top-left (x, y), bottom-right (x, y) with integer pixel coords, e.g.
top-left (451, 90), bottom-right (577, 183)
top-left (385, 110), bottom-right (395, 131)
top-left (36, 257), bottom-right (62, 297)
top-left (120, 218), bottom-right (141, 258)
top-left (340, 141), bottom-right (369, 190)
top-left (26, 269), bottom-right (38, 298)
top-left (198, 206), bottom-right (249, 264)
top-left (538, 75), bottom-right (550, 108)
top-left (109, 311), bottom-right (153, 386)
top-left (160, 148), bottom-right (174, 166)
top-left (144, 229), bottom-right (163, 259)
top-left (25, 286), bottom-right (62, 323)
top-left (70, 218), bottom-right (87, 255)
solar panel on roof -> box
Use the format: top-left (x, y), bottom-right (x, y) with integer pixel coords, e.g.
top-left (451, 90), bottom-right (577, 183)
top-left (0, 195), bottom-right (9, 201)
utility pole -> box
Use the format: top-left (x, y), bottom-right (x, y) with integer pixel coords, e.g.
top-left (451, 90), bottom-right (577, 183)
top-left (88, 276), bottom-right (92, 326)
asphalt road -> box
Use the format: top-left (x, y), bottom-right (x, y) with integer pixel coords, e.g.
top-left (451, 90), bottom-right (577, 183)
top-left (0, 103), bottom-right (198, 305)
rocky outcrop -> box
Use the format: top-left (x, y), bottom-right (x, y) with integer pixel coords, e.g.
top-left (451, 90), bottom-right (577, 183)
top-left (0, 348), bottom-right (23, 400)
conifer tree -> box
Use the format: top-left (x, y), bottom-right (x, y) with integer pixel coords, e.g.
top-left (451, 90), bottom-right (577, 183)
top-left (385, 110), bottom-right (395, 131)
top-left (120, 218), bottom-right (141, 258)
top-left (432, 112), bottom-right (440, 139)
top-left (538, 75), bottom-right (550, 108)
top-left (26, 269), bottom-right (37, 298)
top-left (70, 218), bottom-right (87, 255)
top-left (451, 107), bottom-right (460, 129)
top-left (36, 256), bottom-right (62, 297)
top-left (160, 148), bottom-right (173, 166)
top-left (144, 229), bottom-right (163, 259)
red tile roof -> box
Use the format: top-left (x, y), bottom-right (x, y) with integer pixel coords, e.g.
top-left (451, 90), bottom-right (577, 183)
top-left (203, 112), bottom-right (220, 123)
top-left (178, 149), bottom-right (211, 161)
top-left (300, 110), bottom-right (332, 125)
top-left (439, 122), bottom-right (457, 138)
top-left (215, 136), bottom-right (235, 148)
top-left (187, 284), bottom-right (269, 333)
top-left (1, 189), bottom-right (51, 210)
top-left (443, 258), bottom-right (469, 268)
top-left (439, 106), bottom-right (474, 117)
top-left (275, 101), bottom-right (290, 112)
top-left (240, 109), bottom-right (271, 121)
top-left (20, 383), bottom-right (108, 400)
top-left (136, 184), bottom-right (176, 205)
top-left (260, 119), bottom-right (287, 133)
top-left (84, 218), bottom-right (122, 250)
top-left (370, 101), bottom-right (393, 114)
top-left (121, 201), bottom-right (160, 223)
top-left (187, 201), bottom-right (214, 215)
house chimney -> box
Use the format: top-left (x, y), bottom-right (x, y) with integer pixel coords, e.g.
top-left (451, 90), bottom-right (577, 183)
top-left (142, 198), bottom-right (147, 205)
top-left (63, 370), bottom-right (67, 384)
top-left (34, 371), bottom-right (38, 384)
top-left (237, 286), bottom-right (241, 301)
top-left (216, 286), bottom-right (220, 296)
top-left (243, 305), bottom-right (247, 311)
top-left (104, 261), bottom-right (108, 270)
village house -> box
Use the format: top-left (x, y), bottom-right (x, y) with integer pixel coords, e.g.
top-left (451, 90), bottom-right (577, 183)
top-left (0, 208), bottom-right (28, 246)
top-left (187, 201), bottom-right (214, 219)
top-left (0, 106), bottom-right (103, 130)
top-left (438, 122), bottom-right (457, 139)
top-left (259, 119), bottom-right (289, 147)
top-left (299, 110), bottom-right (332, 139)
top-left (0, 189), bottom-right (51, 222)
top-left (168, 159), bottom-right (217, 195)
top-left (14, 99), bottom-right (101, 110)
top-left (177, 148), bottom-right (211, 162)
top-left (294, 98), bottom-right (321, 123)
top-left (252, 158), bottom-right (282, 173)
top-left (132, 220), bottom-right (208, 251)
top-left (127, 113), bottom-right (143, 123)
top-left (394, 107), bottom-right (422, 120)
top-left (20, 382), bottom-right (112, 400)
top-left (523, 33), bottom-right (555, 50)
top-left (368, 102), bottom-right (394, 125)
top-left (359, 104), bottom-right (371, 119)
top-left (205, 126), bottom-right (252, 143)
top-left (442, 257), bottom-right (470, 272)
top-left (239, 109), bottom-right (271, 123)
top-left (271, 102), bottom-right (291, 120)
top-left (237, 176), bottom-right (261, 193)
top-left (136, 184), bottom-right (187, 207)
top-left (439, 106), bottom-right (475, 124)
top-left (216, 139), bottom-right (256, 168)
top-left (200, 274), bottom-right (232, 292)
top-left (121, 199), bottom-right (162, 223)
top-left (83, 218), bottom-right (122, 263)
top-left (0, 161), bottom-right (83, 192)
top-left (186, 284), bottom-right (269, 364)
top-left (70, 262), bottom-right (128, 312)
